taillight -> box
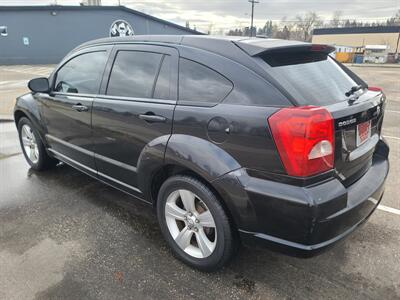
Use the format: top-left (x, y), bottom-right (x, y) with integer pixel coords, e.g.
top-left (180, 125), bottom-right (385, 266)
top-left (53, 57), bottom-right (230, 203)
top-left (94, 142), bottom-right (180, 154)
top-left (368, 86), bottom-right (382, 92)
top-left (268, 106), bottom-right (335, 177)
top-left (310, 44), bottom-right (328, 52)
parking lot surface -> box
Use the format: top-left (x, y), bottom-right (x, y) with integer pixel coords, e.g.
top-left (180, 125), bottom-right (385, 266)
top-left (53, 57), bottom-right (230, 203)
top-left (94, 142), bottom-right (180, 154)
top-left (0, 65), bottom-right (54, 119)
top-left (0, 65), bottom-right (399, 299)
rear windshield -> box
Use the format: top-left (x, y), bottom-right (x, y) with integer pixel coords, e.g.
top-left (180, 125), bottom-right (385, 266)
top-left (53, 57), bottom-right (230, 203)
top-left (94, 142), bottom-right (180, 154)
top-left (260, 51), bottom-right (362, 105)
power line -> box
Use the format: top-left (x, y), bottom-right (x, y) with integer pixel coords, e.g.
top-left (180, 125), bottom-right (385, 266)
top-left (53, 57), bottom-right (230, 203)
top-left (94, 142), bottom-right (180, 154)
top-left (248, 0), bottom-right (259, 37)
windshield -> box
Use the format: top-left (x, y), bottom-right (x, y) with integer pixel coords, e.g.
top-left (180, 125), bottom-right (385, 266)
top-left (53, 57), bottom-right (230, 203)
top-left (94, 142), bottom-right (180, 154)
top-left (260, 51), bottom-right (363, 106)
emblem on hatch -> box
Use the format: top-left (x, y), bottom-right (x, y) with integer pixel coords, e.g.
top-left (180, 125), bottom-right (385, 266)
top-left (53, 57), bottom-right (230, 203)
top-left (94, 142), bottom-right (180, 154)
top-left (338, 118), bottom-right (357, 128)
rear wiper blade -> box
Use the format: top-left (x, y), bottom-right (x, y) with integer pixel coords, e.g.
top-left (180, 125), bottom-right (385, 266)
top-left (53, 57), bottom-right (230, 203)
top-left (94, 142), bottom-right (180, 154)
top-left (345, 85), bottom-right (363, 97)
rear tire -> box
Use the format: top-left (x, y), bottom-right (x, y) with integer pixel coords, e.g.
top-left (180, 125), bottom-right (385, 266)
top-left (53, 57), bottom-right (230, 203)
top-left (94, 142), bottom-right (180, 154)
top-left (17, 117), bottom-right (57, 171)
top-left (157, 175), bottom-right (236, 271)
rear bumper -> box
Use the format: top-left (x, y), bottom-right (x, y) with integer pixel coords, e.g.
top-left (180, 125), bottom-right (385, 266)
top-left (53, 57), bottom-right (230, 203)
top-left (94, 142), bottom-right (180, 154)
top-left (238, 183), bottom-right (384, 257)
top-left (213, 139), bottom-right (389, 256)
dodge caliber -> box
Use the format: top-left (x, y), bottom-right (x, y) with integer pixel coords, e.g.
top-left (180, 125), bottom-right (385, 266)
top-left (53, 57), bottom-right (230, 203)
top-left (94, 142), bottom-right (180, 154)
top-left (14, 36), bottom-right (389, 271)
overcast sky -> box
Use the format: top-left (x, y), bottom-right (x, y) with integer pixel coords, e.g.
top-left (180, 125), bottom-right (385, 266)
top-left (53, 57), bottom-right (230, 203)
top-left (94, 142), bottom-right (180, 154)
top-left (0, 0), bottom-right (399, 32)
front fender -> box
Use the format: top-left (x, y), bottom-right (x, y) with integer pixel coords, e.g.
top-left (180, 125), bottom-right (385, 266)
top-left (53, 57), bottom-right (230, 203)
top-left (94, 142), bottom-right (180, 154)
top-left (14, 93), bottom-right (49, 147)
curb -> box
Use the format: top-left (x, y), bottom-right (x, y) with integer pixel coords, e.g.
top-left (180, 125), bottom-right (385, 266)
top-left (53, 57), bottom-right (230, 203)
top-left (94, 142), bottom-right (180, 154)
top-left (0, 115), bottom-right (14, 123)
top-left (345, 64), bottom-right (400, 68)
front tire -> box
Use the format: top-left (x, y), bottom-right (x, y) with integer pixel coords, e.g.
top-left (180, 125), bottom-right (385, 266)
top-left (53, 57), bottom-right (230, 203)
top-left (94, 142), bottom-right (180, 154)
top-left (17, 117), bottom-right (57, 171)
top-left (157, 175), bottom-right (236, 271)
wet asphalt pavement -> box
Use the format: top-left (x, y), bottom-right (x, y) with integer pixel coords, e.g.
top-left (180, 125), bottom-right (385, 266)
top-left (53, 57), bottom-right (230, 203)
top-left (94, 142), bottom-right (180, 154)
top-left (0, 66), bottom-right (399, 299)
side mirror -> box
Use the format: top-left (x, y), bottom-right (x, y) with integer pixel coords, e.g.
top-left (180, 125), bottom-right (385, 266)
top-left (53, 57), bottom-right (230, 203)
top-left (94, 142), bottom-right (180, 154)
top-left (28, 77), bottom-right (50, 93)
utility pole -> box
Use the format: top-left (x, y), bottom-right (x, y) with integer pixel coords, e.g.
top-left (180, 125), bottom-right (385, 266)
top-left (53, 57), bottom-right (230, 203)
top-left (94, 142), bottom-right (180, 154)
top-left (248, 0), bottom-right (259, 37)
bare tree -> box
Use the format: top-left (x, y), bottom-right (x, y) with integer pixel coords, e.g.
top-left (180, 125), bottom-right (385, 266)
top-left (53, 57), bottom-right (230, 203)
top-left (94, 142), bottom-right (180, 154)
top-left (387, 9), bottom-right (400, 26)
top-left (295, 12), bottom-right (322, 41)
top-left (330, 10), bottom-right (343, 27)
top-left (227, 9), bottom-right (400, 38)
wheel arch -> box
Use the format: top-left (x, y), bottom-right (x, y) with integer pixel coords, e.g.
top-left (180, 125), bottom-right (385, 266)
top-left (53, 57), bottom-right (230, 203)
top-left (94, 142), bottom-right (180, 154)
top-left (137, 134), bottom-right (242, 202)
top-left (14, 108), bottom-right (49, 148)
top-left (14, 94), bottom-right (49, 148)
top-left (136, 134), bottom-right (244, 231)
top-left (150, 164), bottom-right (240, 232)
top-left (14, 109), bottom-right (28, 125)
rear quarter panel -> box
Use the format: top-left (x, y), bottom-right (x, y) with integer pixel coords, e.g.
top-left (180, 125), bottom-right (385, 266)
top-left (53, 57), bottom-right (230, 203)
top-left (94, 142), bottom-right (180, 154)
top-left (171, 103), bottom-right (285, 174)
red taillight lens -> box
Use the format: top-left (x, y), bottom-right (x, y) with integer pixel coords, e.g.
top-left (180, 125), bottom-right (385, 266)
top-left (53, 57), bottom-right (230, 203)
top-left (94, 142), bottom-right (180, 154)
top-left (310, 44), bottom-right (328, 52)
top-left (268, 106), bottom-right (335, 177)
top-left (368, 86), bottom-right (382, 92)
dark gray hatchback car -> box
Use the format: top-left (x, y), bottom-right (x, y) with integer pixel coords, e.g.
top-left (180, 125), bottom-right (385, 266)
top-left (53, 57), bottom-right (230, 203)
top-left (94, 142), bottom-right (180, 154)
top-left (15, 35), bottom-right (389, 271)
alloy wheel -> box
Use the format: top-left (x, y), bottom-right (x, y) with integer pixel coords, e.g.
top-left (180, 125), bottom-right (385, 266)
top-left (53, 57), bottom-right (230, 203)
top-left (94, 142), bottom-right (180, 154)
top-left (21, 124), bottom-right (39, 164)
top-left (165, 189), bottom-right (217, 258)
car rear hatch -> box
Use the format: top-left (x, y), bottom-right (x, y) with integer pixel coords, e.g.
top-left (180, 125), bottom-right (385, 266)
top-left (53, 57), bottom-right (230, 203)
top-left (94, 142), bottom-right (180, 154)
top-left (246, 41), bottom-right (386, 184)
top-left (327, 90), bottom-right (385, 186)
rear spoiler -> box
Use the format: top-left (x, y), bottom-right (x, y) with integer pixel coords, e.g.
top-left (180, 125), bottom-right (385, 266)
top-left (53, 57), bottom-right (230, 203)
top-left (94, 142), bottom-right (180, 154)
top-left (234, 39), bottom-right (335, 57)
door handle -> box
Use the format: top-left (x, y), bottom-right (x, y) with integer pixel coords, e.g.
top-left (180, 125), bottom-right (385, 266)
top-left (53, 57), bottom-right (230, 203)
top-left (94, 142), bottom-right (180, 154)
top-left (72, 104), bottom-right (89, 112)
top-left (139, 113), bottom-right (167, 123)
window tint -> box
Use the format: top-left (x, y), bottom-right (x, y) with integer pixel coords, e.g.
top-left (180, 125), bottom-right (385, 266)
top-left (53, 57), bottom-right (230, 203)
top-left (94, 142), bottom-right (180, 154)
top-left (179, 58), bottom-right (232, 103)
top-left (107, 51), bottom-right (163, 98)
top-left (261, 52), bottom-right (359, 105)
top-left (54, 51), bottom-right (108, 94)
top-left (154, 55), bottom-right (171, 99)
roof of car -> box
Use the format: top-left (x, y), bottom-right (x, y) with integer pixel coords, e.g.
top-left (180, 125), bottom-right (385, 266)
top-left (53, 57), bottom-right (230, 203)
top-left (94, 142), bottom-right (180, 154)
top-left (75, 35), bottom-right (310, 57)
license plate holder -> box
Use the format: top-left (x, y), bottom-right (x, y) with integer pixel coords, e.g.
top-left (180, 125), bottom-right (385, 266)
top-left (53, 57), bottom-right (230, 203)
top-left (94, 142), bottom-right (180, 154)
top-left (356, 120), bottom-right (371, 147)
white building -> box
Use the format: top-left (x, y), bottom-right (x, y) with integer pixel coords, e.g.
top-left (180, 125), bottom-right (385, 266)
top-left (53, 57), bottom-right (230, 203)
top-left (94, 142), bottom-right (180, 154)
top-left (363, 45), bottom-right (390, 64)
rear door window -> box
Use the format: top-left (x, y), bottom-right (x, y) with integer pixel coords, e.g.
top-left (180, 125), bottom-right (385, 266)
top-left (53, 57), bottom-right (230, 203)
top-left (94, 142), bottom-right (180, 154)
top-left (154, 55), bottom-right (172, 99)
top-left (260, 51), bottom-right (361, 105)
top-left (107, 51), bottom-right (163, 98)
top-left (179, 58), bottom-right (233, 104)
